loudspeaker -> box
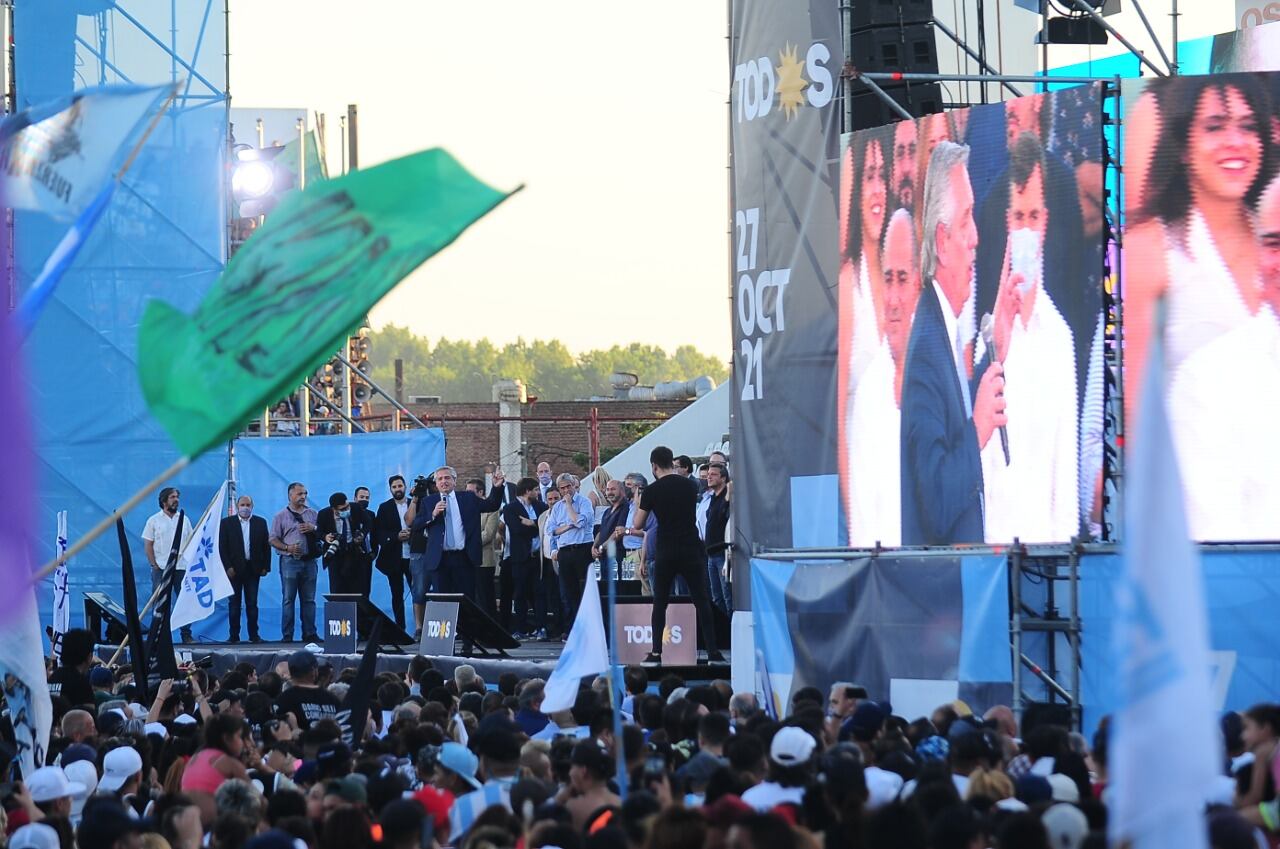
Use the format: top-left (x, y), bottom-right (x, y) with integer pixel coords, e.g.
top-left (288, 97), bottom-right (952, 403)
top-left (84, 592), bottom-right (130, 644)
top-left (422, 593), bottom-right (520, 658)
top-left (1045, 15), bottom-right (1108, 45)
top-left (850, 84), bottom-right (944, 131)
top-left (848, 24), bottom-right (938, 74)
top-left (323, 594), bottom-right (415, 652)
top-left (1021, 701), bottom-right (1074, 735)
top-left (848, 0), bottom-right (935, 30)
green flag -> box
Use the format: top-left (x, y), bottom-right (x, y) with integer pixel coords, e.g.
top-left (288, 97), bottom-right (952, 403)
top-left (277, 130), bottom-right (328, 186)
top-left (138, 148), bottom-right (515, 457)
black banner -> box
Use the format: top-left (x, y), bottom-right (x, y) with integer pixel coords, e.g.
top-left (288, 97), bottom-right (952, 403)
top-left (117, 519), bottom-right (149, 705)
top-left (729, 0), bottom-right (842, 577)
top-left (144, 511), bottom-right (183, 681)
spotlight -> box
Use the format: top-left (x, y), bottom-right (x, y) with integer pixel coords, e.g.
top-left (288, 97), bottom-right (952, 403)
top-left (232, 159), bottom-right (275, 200)
top-left (230, 145), bottom-right (294, 219)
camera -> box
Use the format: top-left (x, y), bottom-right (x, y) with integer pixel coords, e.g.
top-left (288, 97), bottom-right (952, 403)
top-left (322, 537), bottom-right (341, 559)
top-left (411, 475), bottom-right (433, 500)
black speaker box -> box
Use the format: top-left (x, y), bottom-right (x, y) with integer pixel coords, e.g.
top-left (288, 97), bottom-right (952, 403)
top-left (848, 23), bottom-right (939, 75)
top-left (849, 83), bottom-right (944, 131)
top-left (848, 0), bottom-right (935, 30)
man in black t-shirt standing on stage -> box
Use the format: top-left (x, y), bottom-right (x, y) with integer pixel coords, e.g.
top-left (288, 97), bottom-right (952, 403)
top-left (629, 446), bottom-right (724, 665)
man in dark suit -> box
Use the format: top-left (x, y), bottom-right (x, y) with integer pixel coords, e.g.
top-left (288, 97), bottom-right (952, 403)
top-left (218, 494), bottom-right (271, 643)
top-left (317, 491), bottom-right (375, 636)
top-left (373, 475), bottom-right (412, 631)
top-left (900, 140), bottom-right (1011, 546)
top-left (406, 465), bottom-right (506, 612)
top-left (503, 477), bottom-right (549, 639)
top-left (353, 485), bottom-right (376, 600)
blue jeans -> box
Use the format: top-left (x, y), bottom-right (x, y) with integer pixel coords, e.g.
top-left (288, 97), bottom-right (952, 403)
top-left (409, 553), bottom-right (431, 604)
top-left (279, 556), bottom-right (318, 640)
top-left (707, 554), bottom-right (731, 613)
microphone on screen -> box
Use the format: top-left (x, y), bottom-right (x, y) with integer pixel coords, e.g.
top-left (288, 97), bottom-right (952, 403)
top-left (980, 312), bottom-right (1010, 467)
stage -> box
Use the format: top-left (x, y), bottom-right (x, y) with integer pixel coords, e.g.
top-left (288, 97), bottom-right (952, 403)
top-left (102, 639), bottom-right (733, 687)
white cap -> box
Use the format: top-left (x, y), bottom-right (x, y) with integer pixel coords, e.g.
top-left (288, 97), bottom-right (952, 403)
top-left (1046, 772), bottom-right (1080, 804)
top-left (1040, 802), bottom-right (1088, 849)
top-left (126, 703), bottom-right (147, 719)
top-left (144, 722), bottom-right (169, 738)
top-left (10, 824), bottom-right (60, 849)
top-left (173, 713), bottom-right (197, 726)
top-left (769, 726), bottom-right (816, 766)
top-left (98, 746), bottom-right (143, 793)
top-left (26, 766), bottom-right (87, 803)
top-left (63, 759), bottom-right (98, 817)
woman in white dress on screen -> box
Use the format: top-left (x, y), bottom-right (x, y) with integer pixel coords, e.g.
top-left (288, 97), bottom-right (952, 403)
top-left (1123, 74), bottom-right (1274, 422)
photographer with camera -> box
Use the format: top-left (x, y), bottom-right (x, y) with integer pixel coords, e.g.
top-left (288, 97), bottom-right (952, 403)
top-left (316, 492), bottom-right (375, 638)
top-left (405, 465), bottom-right (505, 642)
top-left (268, 482), bottom-right (321, 643)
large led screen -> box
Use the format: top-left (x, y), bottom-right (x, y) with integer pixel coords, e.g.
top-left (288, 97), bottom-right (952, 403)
top-left (838, 86), bottom-right (1106, 546)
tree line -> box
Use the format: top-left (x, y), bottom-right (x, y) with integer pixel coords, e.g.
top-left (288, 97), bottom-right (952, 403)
top-left (369, 325), bottom-right (730, 403)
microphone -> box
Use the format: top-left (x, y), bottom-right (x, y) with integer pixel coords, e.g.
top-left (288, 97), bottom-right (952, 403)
top-left (979, 313), bottom-right (1010, 466)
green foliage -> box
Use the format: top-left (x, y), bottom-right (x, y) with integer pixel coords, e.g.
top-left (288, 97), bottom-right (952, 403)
top-left (369, 326), bottom-right (730, 402)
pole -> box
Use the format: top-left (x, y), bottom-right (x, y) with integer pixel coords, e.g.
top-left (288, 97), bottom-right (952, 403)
top-left (31, 455), bottom-right (192, 583)
top-left (854, 75), bottom-right (913, 121)
top-left (340, 114), bottom-right (347, 175)
top-left (1066, 0), bottom-right (1166, 77)
top-left (346, 104), bottom-right (358, 171)
top-left (341, 353), bottom-right (353, 436)
top-left (1126, 0), bottom-right (1174, 74)
top-left (1171, 0), bottom-right (1179, 74)
top-left (304, 381), bottom-right (367, 432)
top-left (296, 117), bottom-right (306, 192)
top-left (931, 19), bottom-right (1024, 98)
top-left (605, 540), bottom-right (627, 800)
top-left (589, 408), bottom-right (600, 470)
top-left (301, 384), bottom-right (312, 436)
top-left (334, 352), bottom-right (429, 428)
top-left (256, 117), bottom-right (263, 148)
top-left (262, 405), bottom-right (271, 437)
top-left (858, 71), bottom-right (1112, 85)
top-left (394, 358), bottom-right (404, 405)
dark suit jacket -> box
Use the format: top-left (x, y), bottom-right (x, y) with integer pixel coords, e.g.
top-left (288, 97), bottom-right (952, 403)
top-left (316, 506), bottom-right (374, 572)
top-left (412, 486), bottom-right (505, 572)
top-left (501, 500), bottom-right (547, 563)
top-left (217, 515), bottom-right (271, 578)
top-left (374, 498), bottom-right (412, 575)
top-left (899, 286), bottom-right (986, 546)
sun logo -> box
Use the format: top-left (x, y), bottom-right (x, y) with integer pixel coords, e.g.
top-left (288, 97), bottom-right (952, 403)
top-left (775, 44), bottom-right (809, 120)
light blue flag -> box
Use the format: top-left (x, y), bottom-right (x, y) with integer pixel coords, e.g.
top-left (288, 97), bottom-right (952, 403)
top-left (2, 84), bottom-right (173, 335)
top-left (171, 482), bottom-right (234, 630)
top-left (1108, 309), bottom-right (1219, 849)
top-left (542, 573), bottom-right (610, 713)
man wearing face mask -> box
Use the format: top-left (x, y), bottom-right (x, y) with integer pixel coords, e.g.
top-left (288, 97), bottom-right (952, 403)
top-left (536, 462), bottom-right (554, 505)
top-left (218, 495), bottom-right (271, 643)
top-left (978, 133), bottom-right (1078, 544)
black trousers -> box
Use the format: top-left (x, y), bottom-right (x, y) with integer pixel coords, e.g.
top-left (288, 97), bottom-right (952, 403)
top-left (557, 543), bottom-right (593, 626)
top-left (498, 565), bottom-right (515, 630)
top-left (475, 566), bottom-right (497, 619)
top-left (435, 551), bottom-right (477, 602)
top-left (540, 558), bottom-right (563, 635)
top-left (509, 555), bottom-right (545, 634)
top-left (651, 549), bottom-right (719, 655)
top-left (384, 557), bottom-right (409, 629)
top-left (329, 557), bottom-right (372, 637)
top-left (228, 569), bottom-right (261, 640)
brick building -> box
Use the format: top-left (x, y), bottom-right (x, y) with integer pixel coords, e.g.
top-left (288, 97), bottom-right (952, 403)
top-left (399, 399), bottom-right (694, 479)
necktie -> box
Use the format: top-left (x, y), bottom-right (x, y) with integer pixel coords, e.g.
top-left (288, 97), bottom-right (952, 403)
top-left (444, 495), bottom-right (457, 549)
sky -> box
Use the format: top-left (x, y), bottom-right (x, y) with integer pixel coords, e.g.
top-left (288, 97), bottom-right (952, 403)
top-left (230, 2), bottom-right (1233, 359)
top-left (230, 2), bottom-right (732, 357)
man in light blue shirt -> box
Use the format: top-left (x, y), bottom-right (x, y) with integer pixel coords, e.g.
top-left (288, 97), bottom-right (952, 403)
top-left (620, 473), bottom-right (656, 594)
top-left (547, 473), bottom-right (595, 624)
top-left (448, 726), bottom-right (522, 844)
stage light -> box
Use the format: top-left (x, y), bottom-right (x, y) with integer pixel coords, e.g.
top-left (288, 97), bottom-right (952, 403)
top-left (232, 159), bottom-right (275, 200)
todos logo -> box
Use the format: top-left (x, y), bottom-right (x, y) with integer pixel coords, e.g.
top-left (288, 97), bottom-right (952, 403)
top-left (622, 625), bottom-right (683, 645)
top-left (328, 618), bottom-right (351, 637)
top-left (734, 41), bottom-right (834, 123)
top-left (425, 619), bottom-right (452, 639)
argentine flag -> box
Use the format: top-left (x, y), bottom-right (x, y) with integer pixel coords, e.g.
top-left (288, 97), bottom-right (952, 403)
top-left (542, 571), bottom-right (610, 713)
top-left (171, 482), bottom-right (234, 631)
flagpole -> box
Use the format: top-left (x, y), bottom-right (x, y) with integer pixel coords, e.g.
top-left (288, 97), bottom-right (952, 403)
top-left (31, 455), bottom-right (191, 583)
top-left (605, 541), bottom-right (627, 800)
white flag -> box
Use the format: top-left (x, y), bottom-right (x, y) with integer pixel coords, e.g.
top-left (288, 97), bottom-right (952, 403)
top-left (1108, 318), bottom-right (1218, 849)
top-left (171, 482), bottom-right (233, 631)
top-left (0, 587), bottom-right (53, 777)
top-left (50, 511), bottom-right (69, 661)
top-left (0, 84), bottom-right (169, 221)
top-left (542, 575), bottom-right (610, 714)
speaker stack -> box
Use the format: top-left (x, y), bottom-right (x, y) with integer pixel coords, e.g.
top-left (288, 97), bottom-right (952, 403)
top-left (846, 0), bottom-right (943, 131)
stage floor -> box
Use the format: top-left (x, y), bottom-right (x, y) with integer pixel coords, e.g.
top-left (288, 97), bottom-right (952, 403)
top-left (128, 639), bottom-right (733, 687)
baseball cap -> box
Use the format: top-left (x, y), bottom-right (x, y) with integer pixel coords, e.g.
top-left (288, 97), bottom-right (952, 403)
top-left (60, 743), bottom-right (97, 767)
top-left (1015, 774), bottom-right (1053, 806)
top-left (26, 766), bottom-right (87, 803)
top-left (89, 667), bottom-right (114, 688)
top-left (843, 701), bottom-right (888, 743)
top-left (438, 741), bottom-right (481, 790)
top-left (10, 824), bottom-right (60, 849)
top-left (769, 726), bottom-right (816, 766)
top-left (288, 650), bottom-right (319, 677)
top-left (76, 798), bottom-right (143, 849)
top-left (324, 776), bottom-right (367, 805)
top-left (98, 746), bottom-right (143, 793)
top-left (317, 741), bottom-right (352, 768)
top-left (63, 760), bottom-right (98, 819)
top-left (413, 786), bottom-right (455, 826)
top-left (1040, 803), bottom-right (1088, 849)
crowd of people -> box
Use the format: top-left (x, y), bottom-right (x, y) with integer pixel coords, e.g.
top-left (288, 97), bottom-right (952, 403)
top-left (141, 448), bottom-right (732, 662)
top-left (30, 628), bottom-right (1277, 849)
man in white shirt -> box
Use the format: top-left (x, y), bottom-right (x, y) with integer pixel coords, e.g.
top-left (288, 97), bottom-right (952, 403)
top-left (847, 209), bottom-right (921, 547)
top-left (980, 136), bottom-right (1079, 543)
top-left (142, 486), bottom-right (195, 640)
